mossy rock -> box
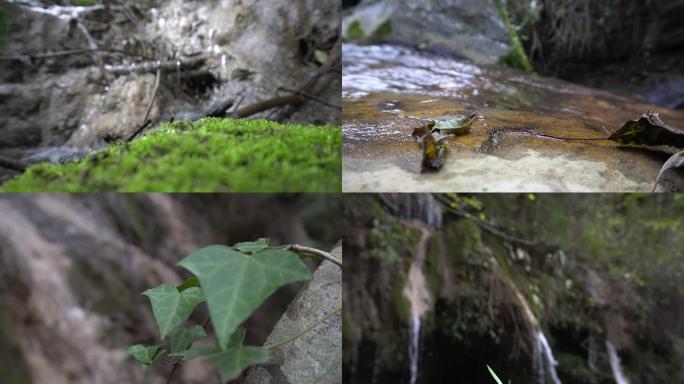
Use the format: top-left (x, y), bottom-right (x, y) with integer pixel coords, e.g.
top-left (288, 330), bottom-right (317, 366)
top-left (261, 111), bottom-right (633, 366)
top-left (0, 118), bottom-right (341, 192)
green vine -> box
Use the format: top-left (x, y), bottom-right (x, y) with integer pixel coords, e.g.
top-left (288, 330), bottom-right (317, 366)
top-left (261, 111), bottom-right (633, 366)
top-left (128, 238), bottom-right (339, 382)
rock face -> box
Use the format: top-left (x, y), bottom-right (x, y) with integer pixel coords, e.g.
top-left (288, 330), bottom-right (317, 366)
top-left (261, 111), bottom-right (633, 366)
top-left (0, 0), bottom-right (339, 160)
top-left (0, 194), bottom-right (340, 384)
top-left (342, 0), bottom-right (512, 64)
top-left (244, 255), bottom-right (342, 384)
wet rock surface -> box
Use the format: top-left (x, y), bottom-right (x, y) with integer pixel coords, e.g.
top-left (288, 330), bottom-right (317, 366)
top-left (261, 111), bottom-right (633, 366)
top-left (342, 44), bottom-right (684, 192)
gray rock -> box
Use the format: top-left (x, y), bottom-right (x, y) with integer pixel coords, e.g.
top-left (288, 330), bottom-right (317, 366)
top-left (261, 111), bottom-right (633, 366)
top-left (244, 252), bottom-right (342, 384)
top-left (343, 0), bottom-right (512, 64)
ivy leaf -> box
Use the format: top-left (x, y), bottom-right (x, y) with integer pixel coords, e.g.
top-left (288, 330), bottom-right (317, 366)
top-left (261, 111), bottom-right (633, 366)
top-left (608, 111), bottom-right (684, 154)
top-left (143, 284), bottom-right (204, 340)
top-left (174, 346), bottom-right (269, 382)
top-left (177, 245), bottom-right (311, 349)
top-left (168, 325), bottom-right (207, 353)
top-left (176, 276), bottom-right (200, 292)
top-left (127, 344), bottom-right (166, 366)
top-left (232, 238), bottom-right (270, 254)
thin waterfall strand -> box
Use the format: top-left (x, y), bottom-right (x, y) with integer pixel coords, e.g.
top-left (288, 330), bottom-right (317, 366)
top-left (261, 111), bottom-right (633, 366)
top-left (534, 330), bottom-right (562, 384)
top-left (408, 314), bottom-right (421, 384)
top-left (606, 341), bottom-right (630, 384)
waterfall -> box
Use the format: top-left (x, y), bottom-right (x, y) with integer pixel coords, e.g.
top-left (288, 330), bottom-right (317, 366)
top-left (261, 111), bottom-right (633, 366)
top-left (398, 194), bottom-right (442, 229)
top-left (509, 279), bottom-right (562, 384)
top-left (533, 330), bottom-right (562, 384)
top-left (606, 341), bottom-right (630, 384)
top-left (408, 314), bottom-right (421, 384)
top-left (403, 226), bottom-right (431, 384)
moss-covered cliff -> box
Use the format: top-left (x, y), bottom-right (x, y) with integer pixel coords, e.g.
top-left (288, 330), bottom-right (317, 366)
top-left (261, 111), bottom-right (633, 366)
top-left (344, 194), bottom-right (684, 384)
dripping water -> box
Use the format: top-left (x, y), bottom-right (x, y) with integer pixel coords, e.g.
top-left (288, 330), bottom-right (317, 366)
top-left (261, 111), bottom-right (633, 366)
top-left (606, 341), bottom-right (630, 384)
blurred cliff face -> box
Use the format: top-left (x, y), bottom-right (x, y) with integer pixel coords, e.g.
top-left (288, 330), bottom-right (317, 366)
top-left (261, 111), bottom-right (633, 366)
top-left (0, 194), bottom-right (341, 384)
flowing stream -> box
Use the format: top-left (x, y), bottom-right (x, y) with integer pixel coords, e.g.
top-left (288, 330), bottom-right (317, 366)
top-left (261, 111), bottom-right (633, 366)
top-left (403, 224), bottom-right (431, 384)
top-left (606, 341), bottom-right (630, 384)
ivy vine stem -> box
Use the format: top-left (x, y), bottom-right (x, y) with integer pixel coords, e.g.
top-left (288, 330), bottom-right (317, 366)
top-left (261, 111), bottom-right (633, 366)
top-left (283, 244), bottom-right (342, 266)
top-left (264, 306), bottom-right (342, 350)
top-left (165, 316), bottom-right (212, 384)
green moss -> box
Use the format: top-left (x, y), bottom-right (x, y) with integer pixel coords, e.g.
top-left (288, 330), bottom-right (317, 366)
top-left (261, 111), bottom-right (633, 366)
top-left (1, 118), bottom-right (341, 192)
top-left (392, 271), bottom-right (411, 322)
top-left (373, 20), bottom-right (392, 36)
top-left (347, 20), bottom-right (365, 39)
top-left (556, 352), bottom-right (602, 383)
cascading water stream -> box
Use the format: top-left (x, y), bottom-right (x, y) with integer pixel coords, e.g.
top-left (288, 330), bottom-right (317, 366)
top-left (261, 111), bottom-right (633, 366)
top-left (606, 341), bottom-right (630, 384)
top-left (534, 330), bottom-right (562, 384)
top-left (509, 278), bottom-right (562, 384)
top-left (408, 314), bottom-right (421, 384)
top-left (403, 224), bottom-right (432, 384)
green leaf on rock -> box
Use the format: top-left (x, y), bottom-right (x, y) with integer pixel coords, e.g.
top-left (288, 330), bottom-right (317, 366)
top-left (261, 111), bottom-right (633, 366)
top-left (143, 284), bottom-right (204, 340)
top-left (232, 238), bottom-right (270, 254)
top-left (175, 346), bottom-right (269, 382)
top-left (127, 344), bottom-right (166, 366)
top-left (177, 245), bottom-right (311, 349)
top-left (433, 113), bottom-right (478, 134)
top-left (168, 325), bottom-right (207, 353)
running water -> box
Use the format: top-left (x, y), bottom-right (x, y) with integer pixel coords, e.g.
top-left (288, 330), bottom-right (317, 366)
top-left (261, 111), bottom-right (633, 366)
top-left (606, 341), bottom-right (630, 384)
top-left (408, 314), bottom-right (421, 384)
top-left (509, 279), bottom-right (562, 384)
top-left (534, 330), bottom-right (562, 384)
top-left (403, 225), bottom-right (432, 384)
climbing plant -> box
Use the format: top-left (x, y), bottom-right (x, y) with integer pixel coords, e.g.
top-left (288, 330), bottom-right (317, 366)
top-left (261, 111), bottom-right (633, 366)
top-left (128, 238), bottom-right (340, 382)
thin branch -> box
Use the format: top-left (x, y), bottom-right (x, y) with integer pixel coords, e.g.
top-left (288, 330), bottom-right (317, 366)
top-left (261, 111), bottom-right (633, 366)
top-left (105, 55), bottom-right (208, 76)
top-left (263, 306), bottom-right (342, 350)
top-left (277, 87), bottom-right (341, 109)
top-left (0, 48), bottom-right (151, 61)
top-left (286, 244), bottom-right (342, 266)
top-left (126, 66), bottom-right (162, 142)
top-left (433, 194), bottom-right (538, 247)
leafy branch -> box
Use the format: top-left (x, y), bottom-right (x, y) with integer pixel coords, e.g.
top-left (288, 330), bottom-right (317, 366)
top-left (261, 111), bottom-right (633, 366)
top-left (128, 238), bottom-right (338, 383)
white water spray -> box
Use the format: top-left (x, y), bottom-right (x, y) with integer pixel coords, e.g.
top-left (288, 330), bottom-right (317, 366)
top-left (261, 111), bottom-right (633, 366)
top-left (606, 341), bottom-right (630, 384)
